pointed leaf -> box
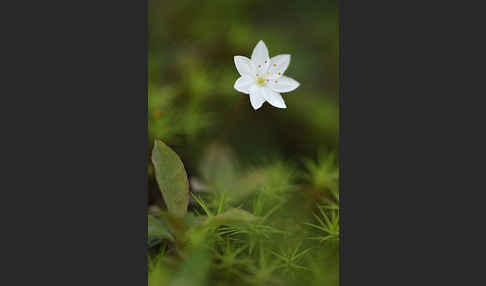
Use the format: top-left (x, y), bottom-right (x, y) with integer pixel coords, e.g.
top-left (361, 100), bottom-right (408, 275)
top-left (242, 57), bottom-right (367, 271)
top-left (152, 140), bottom-right (189, 218)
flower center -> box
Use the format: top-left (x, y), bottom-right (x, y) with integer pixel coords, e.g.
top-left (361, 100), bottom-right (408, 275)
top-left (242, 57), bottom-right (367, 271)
top-left (256, 76), bottom-right (266, 86)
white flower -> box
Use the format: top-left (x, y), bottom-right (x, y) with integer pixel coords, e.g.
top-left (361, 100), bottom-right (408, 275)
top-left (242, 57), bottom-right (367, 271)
top-left (233, 40), bottom-right (300, 110)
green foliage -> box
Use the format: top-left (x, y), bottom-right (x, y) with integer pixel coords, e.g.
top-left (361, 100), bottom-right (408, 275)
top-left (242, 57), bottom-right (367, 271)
top-left (148, 252), bottom-right (171, 286)
top-left (152, 140), bottom-right (189, 219)
top-left (306, 204), bottom-right (340, 243)
top-left (148, 85), bottom-right (211, 144)
top-left (302, 149), bottom-right (339, 192)
top-left (169, 247), bottom-right (213, 286)
top-left (148, 142), bottom-right (339, 286)
top-left (148, 215), bottom-right (174, 247)
top-left (271, 240), bottom-right (311, 276)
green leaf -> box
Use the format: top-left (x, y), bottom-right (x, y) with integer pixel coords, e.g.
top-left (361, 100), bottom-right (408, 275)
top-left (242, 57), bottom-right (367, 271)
top-left (199, 143), bottom-right (236, 192)
top-left (204, 208), bottom-right (259, 228)
top-left (151, 140), bottom-right (189, 218)
top-left (148, 215), bottom-right (175, 245)
top-left (169, 247), bottom-right (212, 286)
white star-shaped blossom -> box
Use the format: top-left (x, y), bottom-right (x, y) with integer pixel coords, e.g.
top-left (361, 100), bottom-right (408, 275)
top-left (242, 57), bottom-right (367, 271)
top-left (233, 40), bottom-right (300, 110)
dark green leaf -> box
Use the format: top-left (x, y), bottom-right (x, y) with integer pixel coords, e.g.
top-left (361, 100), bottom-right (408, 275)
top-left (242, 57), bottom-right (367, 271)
top-left (148, 215), bottom-right (174, 245)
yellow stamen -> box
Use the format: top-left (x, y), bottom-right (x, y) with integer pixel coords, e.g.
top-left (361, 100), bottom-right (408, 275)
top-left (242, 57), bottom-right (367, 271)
top-left (257, 77), bottom-right (266, 86)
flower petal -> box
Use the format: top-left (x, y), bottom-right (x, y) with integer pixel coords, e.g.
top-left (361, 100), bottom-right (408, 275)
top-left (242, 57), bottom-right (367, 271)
top-left (251, 40), bottom-right (270, 70)
top-left (234, 76), bottom-right (255, 94)
top-left (268, 76), bottom-right (300, 93)
top-left (268, 54), bottom-right (290, 78)
top-left (262, 87), bottom-right (286, 109)
top-left (234, 56), bottom-right (255, 76)
top-left (249, 86), bottom-right (265, 110)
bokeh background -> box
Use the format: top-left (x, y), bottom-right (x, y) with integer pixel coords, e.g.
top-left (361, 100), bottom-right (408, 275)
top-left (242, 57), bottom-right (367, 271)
top-left (148, 0), bottom-right (338, 285)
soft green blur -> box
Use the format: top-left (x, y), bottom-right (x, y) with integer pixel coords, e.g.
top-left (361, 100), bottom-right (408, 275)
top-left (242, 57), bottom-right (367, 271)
top-left (149, 0), bottom-right (338, 285)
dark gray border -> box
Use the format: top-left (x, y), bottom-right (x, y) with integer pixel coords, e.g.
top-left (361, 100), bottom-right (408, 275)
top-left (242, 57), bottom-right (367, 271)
top-left (3, 1), bottom-right (148, 284)
top-left (340, 0), bottom-right (485, 284)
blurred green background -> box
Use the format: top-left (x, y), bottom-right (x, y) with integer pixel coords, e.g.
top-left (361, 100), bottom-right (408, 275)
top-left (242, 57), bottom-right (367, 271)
top-left (148, 0), bottom-right (338, 285)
